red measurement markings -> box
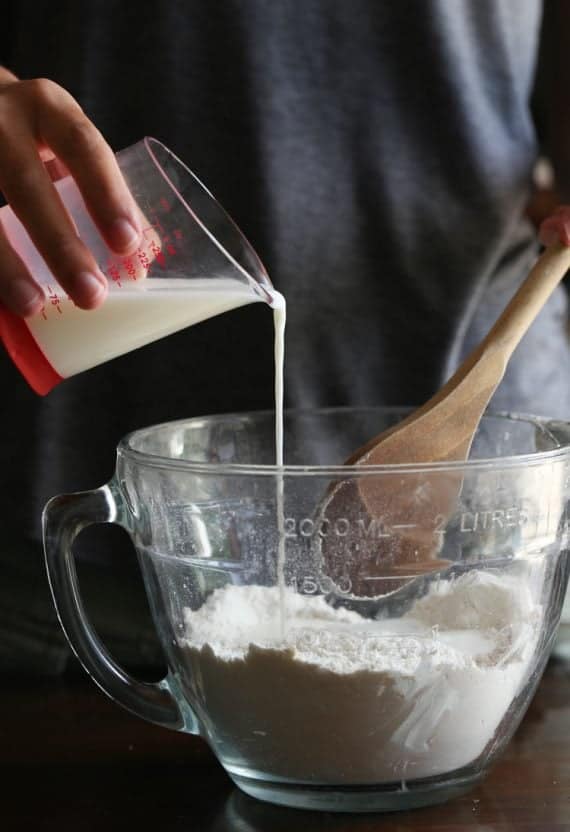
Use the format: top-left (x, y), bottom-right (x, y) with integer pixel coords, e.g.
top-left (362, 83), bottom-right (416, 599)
top-left (122, 256), bottom-right (137, 281)
top-left (46, 285), bottom-right (63, 314)
top-left (138, 199), bottom-right (186, 269)
top-left (139, 215), bottom-right (183, 265)
top-left (169, 228), bottom-right (184, 256)
top-left (160, 224), bottom-right (177, 257)
top-left (136, 248), bottom-right (151, 272)
top-left (148, 238), bottom-right (166, 267)
top-left (106, 261), bottom-right (122, 288)
top-left (143, 217), bottom-right (166, 262)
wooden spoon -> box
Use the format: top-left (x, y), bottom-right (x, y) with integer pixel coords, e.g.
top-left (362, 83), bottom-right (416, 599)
top-left (317, 243), bottom-right (570, 598)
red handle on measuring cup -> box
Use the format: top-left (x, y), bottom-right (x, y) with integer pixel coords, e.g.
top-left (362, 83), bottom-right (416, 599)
top-left (0, 304), bottom-right (63, 395)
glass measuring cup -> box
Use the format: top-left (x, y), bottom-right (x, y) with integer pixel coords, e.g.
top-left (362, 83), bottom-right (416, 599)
top-left (43, 407), bottom-right (570, 812)
top-left (0, 137), bottom-right (273, 394)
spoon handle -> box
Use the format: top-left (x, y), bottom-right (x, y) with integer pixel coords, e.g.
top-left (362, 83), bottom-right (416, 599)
top-left (354, 243), bottom-right (570, 466)
top-left (420, 242), bottom-right (570, 421)
top-left (480, 242), bottom-right (570, 360)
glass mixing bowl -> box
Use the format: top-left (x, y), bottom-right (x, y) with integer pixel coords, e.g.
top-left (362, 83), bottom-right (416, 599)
top-left (43, 407), bottom-right (570, 812)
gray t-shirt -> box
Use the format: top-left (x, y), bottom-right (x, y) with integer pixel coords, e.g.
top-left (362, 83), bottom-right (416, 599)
top-left (0, 0), bottom-right (566, 558)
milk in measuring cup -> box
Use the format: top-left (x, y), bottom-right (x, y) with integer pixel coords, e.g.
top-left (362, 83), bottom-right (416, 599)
top-left (0, 140), bottom-right (280, 396)
top-left (0, 270), bottom-right (272, 395)
top-left (26, 278), bottom-right (261, 379)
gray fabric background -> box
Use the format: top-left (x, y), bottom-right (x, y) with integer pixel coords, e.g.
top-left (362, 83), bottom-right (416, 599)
top-left (0, 1), bottom-right (567, 669)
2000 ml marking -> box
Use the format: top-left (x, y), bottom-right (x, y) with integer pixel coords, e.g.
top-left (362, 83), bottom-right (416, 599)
top-left (285, 505), bottom-right (534, 540)
top-left (284, 515), bottom-right (446, 539)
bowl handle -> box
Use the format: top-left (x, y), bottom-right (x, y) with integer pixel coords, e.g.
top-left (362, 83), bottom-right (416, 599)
top-left (43, 484), bottom-right (188, 732)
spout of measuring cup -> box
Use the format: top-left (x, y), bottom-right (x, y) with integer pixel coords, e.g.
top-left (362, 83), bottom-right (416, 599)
top-left (241, 255), bottom-right (278, 305)
top-left (0, 304), bottom-right (63, 395)
top-left (250, 272), bottom-right (278, 305)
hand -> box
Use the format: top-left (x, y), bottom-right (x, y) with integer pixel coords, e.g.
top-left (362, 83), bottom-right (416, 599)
top-left (0, 69), bottom-right (141, 317)
top-left (538, 205), bottom-right (570, 247)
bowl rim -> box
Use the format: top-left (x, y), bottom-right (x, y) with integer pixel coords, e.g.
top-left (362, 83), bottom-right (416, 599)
top-left (117, 406), bottom-right (570, 476)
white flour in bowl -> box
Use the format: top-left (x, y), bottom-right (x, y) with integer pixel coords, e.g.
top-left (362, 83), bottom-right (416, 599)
top-left (180, 570), bottom-right (540, 783)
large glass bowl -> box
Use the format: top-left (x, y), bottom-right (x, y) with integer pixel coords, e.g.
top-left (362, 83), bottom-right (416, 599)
top-left (43, 407), bottom-right (570, 812)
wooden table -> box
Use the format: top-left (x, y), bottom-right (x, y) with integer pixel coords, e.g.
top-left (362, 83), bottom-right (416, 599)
top-left (1, 658), bottom-right (568, 831)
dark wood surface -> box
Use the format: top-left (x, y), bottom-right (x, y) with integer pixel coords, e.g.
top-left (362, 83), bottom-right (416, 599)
top-left (1, 658), bottom-right (568, 831)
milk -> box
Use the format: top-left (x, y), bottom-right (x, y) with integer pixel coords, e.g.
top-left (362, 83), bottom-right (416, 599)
top-left (271, 295), bottom-right (287, 632)
top-left (25, 277), bottom-right (263, 379)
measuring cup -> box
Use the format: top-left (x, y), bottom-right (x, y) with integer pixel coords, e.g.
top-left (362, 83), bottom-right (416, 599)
top-left (0, 137), bottom-right (273, 394)
top-left (43, 407), bottom-right (570, 812)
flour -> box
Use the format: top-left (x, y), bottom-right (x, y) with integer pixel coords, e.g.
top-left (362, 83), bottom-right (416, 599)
top-left (180, 570), bottom-right (540, 784)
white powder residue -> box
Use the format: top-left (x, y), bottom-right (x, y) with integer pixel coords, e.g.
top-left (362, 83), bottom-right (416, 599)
top-left (411, 570), bottom-right (535, 633)
top-left (180, 571), bottom-right (539, 783)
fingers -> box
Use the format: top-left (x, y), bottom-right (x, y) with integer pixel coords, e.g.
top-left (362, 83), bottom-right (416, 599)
top-left (0, 220), bottom-right (44, 316)
top-left (538, 206), bottom-right (570, 247)
top-left (0, 77), bottom-right (139, 315)
top-left (34, 81), bottom-right (141, 253)
top-left (43, 155), bottom-right (71, 183)
top-left (0, 121), bottom-right (108, 311)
